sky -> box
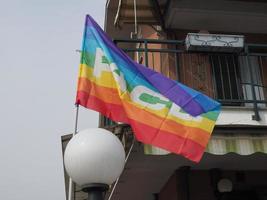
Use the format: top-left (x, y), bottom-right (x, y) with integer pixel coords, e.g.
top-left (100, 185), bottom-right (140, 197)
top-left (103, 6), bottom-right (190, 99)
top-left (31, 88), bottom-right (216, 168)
top-left (0, 0), bottom-right (105, 199)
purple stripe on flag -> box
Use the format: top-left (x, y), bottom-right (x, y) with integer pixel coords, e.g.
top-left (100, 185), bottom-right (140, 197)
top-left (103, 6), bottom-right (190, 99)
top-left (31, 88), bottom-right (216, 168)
top-left (135, 64), bottom-right (205, 116)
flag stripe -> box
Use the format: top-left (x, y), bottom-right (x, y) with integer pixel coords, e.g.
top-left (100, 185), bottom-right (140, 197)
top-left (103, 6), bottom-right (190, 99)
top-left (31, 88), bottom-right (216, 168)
top-left (128, 119), bottom-right (205, 162)
top-left (123, 101), bottom-right (211, 147)
top-left (76, 91), bottom-right (129, 123)
top-left (78, 77), bottom-right (122, 105)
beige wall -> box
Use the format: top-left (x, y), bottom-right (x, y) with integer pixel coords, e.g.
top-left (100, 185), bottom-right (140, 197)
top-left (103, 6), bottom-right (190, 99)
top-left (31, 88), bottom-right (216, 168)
top-left (137, 25), bottom-right (178, 80)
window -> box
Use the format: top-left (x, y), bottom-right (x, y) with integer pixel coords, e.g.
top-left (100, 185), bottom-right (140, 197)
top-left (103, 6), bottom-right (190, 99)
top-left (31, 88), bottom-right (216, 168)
top-left (210, 54), bottom-right (242, 105)
top-left (179, 53), bottom-right (267, 107)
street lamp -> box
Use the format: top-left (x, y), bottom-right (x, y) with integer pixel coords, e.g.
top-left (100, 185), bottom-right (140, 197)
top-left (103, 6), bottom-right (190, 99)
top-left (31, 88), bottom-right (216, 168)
top-left (217, 178), bottom-right (233, 193)
top-left (64, 128), bottom-right (126, 200)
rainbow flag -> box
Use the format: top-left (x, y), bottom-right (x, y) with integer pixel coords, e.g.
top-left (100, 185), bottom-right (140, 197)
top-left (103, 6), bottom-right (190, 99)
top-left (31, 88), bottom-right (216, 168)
top-left (76, 15), bottom-right (221, 162)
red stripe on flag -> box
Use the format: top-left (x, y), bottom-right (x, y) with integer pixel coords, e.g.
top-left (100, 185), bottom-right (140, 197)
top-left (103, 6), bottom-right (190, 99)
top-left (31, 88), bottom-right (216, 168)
top-left (129, 119), bottom-right (205, 162)
top-left (76, 91), bottom-right (129, 123)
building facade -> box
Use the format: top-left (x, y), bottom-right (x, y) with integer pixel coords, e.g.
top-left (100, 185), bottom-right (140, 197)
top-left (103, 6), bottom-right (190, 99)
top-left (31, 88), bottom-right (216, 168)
top-left (63, 0), bottom-right (267, 199)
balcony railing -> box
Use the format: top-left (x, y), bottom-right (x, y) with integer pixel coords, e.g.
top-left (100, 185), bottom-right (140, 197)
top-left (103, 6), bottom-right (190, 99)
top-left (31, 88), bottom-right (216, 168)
top-left (104, 38), bottom-right (267, 122)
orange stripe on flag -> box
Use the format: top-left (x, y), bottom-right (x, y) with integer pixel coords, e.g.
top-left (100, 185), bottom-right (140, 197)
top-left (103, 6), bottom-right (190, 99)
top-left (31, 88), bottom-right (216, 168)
top-left (77, 77), bottom-right (122, 105)
top-left (76, 91), bottom-right (129, 123)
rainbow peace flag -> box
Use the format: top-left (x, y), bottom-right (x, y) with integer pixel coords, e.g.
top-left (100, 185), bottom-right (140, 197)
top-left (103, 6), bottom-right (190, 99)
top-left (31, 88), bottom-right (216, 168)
top-left (76, 15), bottom-right (221, 162)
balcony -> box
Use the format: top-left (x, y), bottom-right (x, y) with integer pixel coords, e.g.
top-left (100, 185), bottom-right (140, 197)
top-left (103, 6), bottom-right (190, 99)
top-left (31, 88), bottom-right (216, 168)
top-left (107, 0), bottom-right (267, 36)
top-left (164, 0), bottom-right (267, 34)
top-left (109, 38), bottom-right (267, 125)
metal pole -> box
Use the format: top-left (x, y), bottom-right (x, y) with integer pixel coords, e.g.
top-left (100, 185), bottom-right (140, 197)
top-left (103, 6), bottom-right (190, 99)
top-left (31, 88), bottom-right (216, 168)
top-left (83, 184), bottom-right (109, 200)
top-left (245, 46), bottom-right (260, 121)
top-left (87, 190), bottom-right (104, 200)
top-left (133, 0), bottom-right (137, 34)
top-left (144, 40), bottom-right (149, 67)
top-left (68, 104), bottom-right (80, 200)
top-left (73, 104), bottom-right (80, 137)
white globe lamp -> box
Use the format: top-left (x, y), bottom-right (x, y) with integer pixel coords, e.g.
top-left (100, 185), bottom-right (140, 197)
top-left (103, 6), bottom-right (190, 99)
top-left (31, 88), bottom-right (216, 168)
top-left (217, 178), bottom-right (233, 193)
top-left (64, 128), bottom-right (125, 200)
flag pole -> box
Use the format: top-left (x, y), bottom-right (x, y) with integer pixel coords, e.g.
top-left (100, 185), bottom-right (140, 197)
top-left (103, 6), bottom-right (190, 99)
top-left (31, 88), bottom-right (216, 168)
top-left (67, 104), bottom-right (80, 200)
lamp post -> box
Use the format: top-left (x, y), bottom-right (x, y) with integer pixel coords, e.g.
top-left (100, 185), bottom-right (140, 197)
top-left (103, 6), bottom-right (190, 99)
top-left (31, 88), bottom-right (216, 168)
top-left (217, 178), bottom-right (233, 193)
top-left (64, 128), bottom-right (126, 200)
